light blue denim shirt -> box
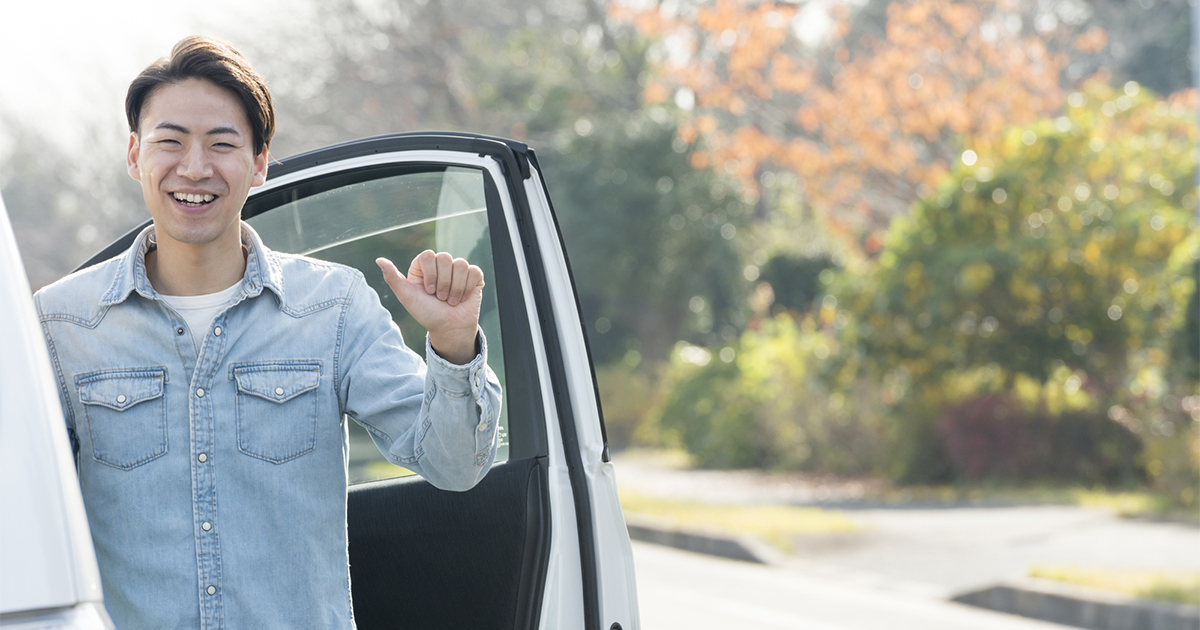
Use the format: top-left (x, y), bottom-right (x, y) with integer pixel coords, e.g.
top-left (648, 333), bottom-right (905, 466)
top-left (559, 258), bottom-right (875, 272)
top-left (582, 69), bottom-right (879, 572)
top-left (33, 222), bottom-right (502, 630)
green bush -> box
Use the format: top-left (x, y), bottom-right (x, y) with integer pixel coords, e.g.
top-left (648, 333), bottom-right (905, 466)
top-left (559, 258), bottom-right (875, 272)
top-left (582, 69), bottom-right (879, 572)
top-left (594, 362), bottom-right (659, 451)
top-left (653, 82), bottom-right (1198, 499)
top-left (654, 315), bottom-right (889, 473)
top-left (837, 80), bottom-right (1198, 489)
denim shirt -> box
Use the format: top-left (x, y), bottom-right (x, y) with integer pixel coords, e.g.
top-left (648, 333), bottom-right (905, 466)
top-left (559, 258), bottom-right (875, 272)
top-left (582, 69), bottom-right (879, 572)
top-left (33, 223), bottom-right (502, 630)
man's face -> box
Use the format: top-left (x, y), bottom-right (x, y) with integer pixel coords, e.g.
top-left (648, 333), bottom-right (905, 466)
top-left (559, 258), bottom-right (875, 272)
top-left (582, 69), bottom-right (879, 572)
top-left (127, 78), bottom-right (267, 251)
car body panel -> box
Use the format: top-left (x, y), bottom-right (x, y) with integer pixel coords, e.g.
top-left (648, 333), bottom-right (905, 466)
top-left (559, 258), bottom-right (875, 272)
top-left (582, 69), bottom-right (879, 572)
top-left (0, 195), bottom-right (109, 626)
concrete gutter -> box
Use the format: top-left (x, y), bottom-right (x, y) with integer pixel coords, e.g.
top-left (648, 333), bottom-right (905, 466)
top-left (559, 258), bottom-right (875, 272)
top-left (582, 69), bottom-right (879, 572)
top-left (624, 514), bottom-right (783, 565)
top-left (952, 578), bottom-right (1200, 630)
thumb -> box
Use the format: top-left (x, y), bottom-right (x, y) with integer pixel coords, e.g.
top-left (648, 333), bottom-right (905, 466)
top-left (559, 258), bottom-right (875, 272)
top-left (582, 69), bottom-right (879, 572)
top-left (376, 257), bottom-right (422, 305)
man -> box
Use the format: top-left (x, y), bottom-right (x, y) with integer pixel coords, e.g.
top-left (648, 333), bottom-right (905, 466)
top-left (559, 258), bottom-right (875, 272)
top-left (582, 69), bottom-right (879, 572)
top-left (33, 36), bottom-right (501, 629)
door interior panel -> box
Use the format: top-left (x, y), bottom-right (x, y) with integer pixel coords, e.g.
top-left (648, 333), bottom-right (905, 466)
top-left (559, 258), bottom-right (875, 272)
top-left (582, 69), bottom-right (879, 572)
top-left (347, 457), bottom-right (550, 630)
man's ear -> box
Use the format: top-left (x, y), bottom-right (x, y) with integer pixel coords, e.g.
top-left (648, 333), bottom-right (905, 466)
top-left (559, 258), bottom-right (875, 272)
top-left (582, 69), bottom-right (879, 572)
top-left (250, 148), bottom-right (269, 188)
top-left (126, 133), bottom-right (142, 181)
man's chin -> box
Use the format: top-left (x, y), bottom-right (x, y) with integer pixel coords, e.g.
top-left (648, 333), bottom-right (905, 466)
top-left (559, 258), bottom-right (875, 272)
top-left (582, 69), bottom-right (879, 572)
top-left (153, 219), bottom-right (241, 249)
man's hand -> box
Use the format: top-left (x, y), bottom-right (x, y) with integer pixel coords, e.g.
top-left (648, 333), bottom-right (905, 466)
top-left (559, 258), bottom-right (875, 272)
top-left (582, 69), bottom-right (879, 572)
top-left (376, 250), bottom-right (484, 365)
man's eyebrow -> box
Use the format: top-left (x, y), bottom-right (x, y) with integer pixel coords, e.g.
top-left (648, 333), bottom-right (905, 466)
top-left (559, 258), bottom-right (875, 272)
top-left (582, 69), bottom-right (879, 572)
top-left (150, 122), bottom-right (241, 137)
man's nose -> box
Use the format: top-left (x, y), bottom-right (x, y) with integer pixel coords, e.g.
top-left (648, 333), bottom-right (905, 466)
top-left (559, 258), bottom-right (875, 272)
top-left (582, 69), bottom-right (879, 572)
top-left (177, 142), bottom-right (213, 180)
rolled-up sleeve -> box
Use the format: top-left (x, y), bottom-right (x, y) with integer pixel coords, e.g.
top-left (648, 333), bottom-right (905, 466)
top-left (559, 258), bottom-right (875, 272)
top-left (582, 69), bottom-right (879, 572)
top-left (336, 273), bottom-right (502, 491)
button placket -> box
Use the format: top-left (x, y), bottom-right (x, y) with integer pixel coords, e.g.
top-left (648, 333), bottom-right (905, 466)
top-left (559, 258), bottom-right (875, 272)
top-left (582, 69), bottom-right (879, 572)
top-left (189, 343), bottom-right (222, 626)
top-left (183, 301), bottom-right (228, 629)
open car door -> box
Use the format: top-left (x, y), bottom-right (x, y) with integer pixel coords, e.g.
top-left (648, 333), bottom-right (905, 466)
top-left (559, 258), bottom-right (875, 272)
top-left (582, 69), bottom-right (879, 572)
top-left (80, 132), bottom-right (639, 630)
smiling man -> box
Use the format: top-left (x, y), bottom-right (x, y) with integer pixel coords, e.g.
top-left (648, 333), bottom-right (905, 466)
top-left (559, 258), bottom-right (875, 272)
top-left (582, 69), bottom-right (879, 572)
top-left (32, 37), bottom-right (501, 629)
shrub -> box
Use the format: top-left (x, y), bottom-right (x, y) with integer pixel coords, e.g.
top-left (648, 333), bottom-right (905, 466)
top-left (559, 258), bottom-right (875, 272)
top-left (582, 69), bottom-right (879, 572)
top-left (654, 314), bottom-right (889, 473)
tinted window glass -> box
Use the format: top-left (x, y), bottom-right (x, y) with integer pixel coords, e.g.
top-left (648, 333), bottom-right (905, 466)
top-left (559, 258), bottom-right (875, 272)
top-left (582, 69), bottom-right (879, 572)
top-left (246, 166), bottom-right (510, 483)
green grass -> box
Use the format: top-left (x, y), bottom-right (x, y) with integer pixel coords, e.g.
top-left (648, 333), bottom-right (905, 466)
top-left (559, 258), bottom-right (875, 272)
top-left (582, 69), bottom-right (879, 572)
top-left (1072, 489), bottom-right (1175, 518)
top-left (1031, 566), bottom-right (1200, 606)
top-left (876, 484), bottom-right (1179, 518)
top-left (618, 488), bottom-right (858, 553)
top-left (349, 460), bottom-right (415, 484)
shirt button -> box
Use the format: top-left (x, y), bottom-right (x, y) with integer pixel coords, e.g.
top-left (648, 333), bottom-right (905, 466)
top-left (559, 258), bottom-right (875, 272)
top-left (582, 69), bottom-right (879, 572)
top-left (198, 453), bottom-right (208, 463)
top-left (116, 394), bottom-right (127, 404)
top-left (202, 522), bottom-right (212, 531)
top-left (176, 326), bottom-right (185, 336)
top-left (214, 326), bottom-right (222, 337)
top-left (196, 388), bottom-right (205, 398)
top-left (207, 586), bottom-right (217, 596)
top-left (476, 422), bottom-right (487, 433)
top-left (275, 387), bottom-right (284, 396)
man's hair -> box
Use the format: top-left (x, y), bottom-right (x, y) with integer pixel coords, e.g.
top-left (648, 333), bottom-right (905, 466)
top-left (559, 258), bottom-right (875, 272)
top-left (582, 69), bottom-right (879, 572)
top-left (126, 36), bottom-right (275, 155)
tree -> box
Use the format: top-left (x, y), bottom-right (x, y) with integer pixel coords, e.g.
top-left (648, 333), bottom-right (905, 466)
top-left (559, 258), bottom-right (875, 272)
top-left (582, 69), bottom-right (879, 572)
top-left (620, 0), bottom-right (1184, 253)
top-left (0, 114), bottom-right (145, 290)
top-left (246, 0), bottom-right (753, 365)
top-left (624, 0), bottom-right (1067, 245)
top-left (837, 79), bottom-right (1198, 487)
top-left (1077, 0), bottom-right (1194, 95)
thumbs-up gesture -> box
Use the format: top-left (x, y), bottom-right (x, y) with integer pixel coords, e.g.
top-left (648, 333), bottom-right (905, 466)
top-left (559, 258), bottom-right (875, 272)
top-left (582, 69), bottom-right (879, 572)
top-left (376, 250), bottom-right (484, 365)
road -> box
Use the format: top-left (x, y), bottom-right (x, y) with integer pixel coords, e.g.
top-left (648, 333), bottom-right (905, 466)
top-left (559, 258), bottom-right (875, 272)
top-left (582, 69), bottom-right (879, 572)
top-left (632, 541), bottom-right (1078, 630)
top-left (790, 504), bottom-right (1200, 593)
top-left (616, 454), bottom-right (1200, 593)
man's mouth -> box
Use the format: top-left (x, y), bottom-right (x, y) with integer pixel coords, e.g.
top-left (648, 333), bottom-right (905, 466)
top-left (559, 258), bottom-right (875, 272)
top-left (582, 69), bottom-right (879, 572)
top-left (172, 192), bottom-right (217, 208)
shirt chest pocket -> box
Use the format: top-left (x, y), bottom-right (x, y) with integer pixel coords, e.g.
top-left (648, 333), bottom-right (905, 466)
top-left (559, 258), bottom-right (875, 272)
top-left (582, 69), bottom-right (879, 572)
top-left (77, 368), bottom-right (168, 470)
top-left (231, 361), bottom-right (322, 464)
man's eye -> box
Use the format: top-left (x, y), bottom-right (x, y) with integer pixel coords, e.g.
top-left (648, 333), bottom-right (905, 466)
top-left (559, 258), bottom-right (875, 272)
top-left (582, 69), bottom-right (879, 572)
top-left (214, 142), bottom-right (234, 149)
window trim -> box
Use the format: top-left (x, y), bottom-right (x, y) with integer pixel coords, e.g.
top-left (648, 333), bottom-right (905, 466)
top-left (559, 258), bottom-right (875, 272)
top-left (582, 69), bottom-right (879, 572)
top-left (239, 155), bottom-right (549, 464)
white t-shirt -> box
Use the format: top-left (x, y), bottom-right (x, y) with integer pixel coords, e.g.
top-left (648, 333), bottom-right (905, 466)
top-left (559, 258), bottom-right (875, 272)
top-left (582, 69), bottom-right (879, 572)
top-left (160, 282), bottom-right (243, 352)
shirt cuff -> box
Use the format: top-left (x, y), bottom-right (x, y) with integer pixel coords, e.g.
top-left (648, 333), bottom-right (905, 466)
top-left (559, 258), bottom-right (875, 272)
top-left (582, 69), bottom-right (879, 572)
top-left (424, 328), bottom-right (488, 394)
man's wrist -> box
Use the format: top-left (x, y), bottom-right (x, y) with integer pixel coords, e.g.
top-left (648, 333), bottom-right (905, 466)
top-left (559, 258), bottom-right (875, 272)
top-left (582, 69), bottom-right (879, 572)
top-left (428, 328), bottom-right (480, 365)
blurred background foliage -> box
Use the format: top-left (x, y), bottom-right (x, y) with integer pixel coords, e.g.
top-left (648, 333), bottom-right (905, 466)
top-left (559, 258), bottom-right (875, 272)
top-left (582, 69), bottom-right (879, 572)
top-left (3, 0), bottom-right (1197, 506)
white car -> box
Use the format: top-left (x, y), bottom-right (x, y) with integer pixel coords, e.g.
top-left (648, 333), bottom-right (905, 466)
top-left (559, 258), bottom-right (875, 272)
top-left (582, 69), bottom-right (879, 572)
top-left (0, 133), bottom-right (640, 630)
top-left (0, 196), bottom-right (113, 629)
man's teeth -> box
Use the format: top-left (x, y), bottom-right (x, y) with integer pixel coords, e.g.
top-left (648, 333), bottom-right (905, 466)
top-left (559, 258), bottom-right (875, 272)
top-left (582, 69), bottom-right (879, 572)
top-left (172, 193), bottom-right (216, 204)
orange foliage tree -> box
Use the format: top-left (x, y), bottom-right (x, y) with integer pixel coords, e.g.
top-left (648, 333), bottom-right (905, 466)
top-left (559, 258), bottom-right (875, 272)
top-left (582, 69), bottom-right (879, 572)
top-left (618, 0), bottom-right (1099, 252)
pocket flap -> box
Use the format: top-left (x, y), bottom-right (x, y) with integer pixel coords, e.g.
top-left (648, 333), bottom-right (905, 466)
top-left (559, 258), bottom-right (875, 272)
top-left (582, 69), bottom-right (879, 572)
top-left (77, 368), bottom-right (167, 411)
top-left (232, 362), bottom-right (321, 404)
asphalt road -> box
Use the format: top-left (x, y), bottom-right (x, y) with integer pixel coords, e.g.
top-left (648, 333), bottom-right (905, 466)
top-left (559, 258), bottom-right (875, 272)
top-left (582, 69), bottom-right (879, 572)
top-left (632, 540), bottom-right (1078, 630)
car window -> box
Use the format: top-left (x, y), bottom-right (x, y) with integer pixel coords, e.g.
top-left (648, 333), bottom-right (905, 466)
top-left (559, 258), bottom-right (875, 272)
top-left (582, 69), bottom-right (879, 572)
top-left (244, 165), bottom-right (511, 483)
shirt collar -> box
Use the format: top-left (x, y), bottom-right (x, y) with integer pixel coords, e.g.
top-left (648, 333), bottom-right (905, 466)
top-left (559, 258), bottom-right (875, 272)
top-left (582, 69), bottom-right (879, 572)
top-left (100, 221), bottom-right (286, 308)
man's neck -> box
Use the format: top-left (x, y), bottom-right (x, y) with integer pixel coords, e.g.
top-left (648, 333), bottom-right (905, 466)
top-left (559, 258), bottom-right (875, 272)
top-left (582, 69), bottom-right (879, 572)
top-left (145, 228), bottom-right (248, 297)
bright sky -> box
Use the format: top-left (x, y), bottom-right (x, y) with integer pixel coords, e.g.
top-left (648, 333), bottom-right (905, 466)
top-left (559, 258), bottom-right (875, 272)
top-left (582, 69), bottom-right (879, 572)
top-left (0, 0), bottom-right (293, 153)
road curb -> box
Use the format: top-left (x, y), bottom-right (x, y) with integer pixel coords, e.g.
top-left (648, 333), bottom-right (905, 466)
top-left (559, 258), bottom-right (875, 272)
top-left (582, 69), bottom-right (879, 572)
top-left (952, 578), bottom-right (1200, 630)
top-left (624, 515), bottom-right (782, 565)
